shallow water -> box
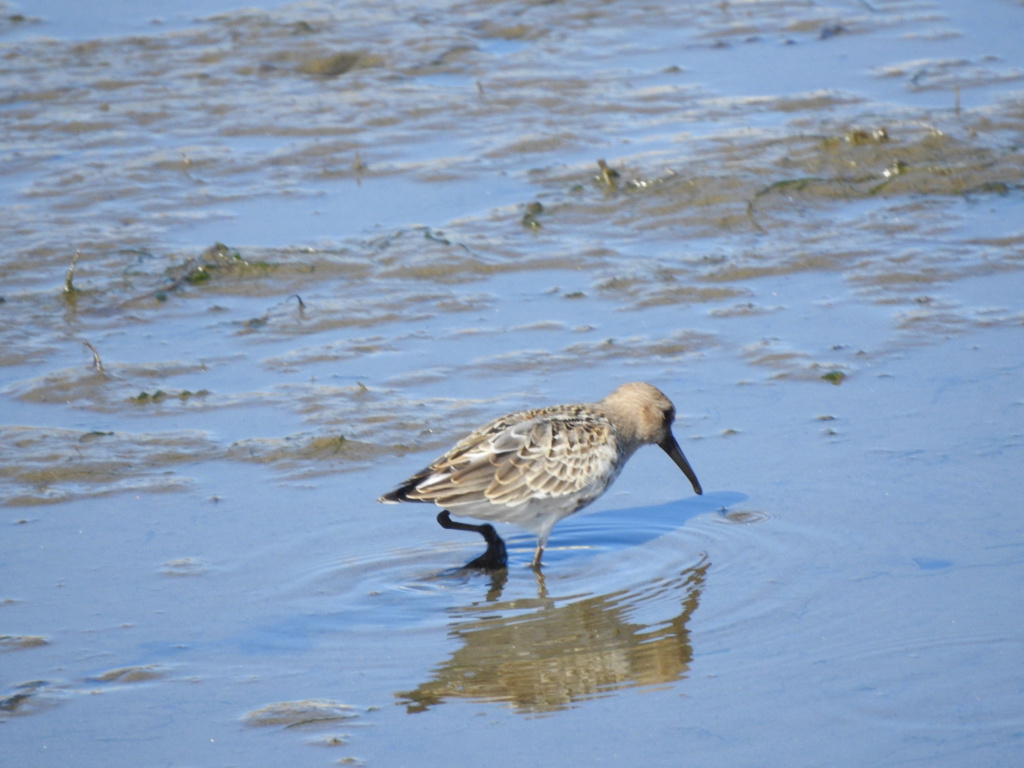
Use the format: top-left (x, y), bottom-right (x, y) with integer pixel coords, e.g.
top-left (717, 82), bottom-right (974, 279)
top-left (2, 0), bottom-right (1023, 765)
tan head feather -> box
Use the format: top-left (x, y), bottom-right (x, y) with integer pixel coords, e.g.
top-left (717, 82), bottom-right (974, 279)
top-left (598, 382), bottom-right (675, 447)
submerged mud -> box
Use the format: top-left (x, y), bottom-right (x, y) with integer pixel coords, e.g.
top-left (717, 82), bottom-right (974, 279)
top-left (2, 0), bottom-right (1023, 766)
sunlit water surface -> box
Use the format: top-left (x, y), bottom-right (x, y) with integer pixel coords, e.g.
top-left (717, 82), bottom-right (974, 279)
top-left (2, 0), bottom-right (1023, 765)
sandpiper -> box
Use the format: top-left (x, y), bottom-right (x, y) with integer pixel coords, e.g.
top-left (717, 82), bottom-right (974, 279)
top-left (378, 382), bottom-right (703, 569)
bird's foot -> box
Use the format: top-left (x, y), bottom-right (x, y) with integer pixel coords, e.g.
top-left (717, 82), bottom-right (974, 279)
top-left (436, 511), bottom-right (508, 571)
top-left (464, 525), bottom-right (508, 570)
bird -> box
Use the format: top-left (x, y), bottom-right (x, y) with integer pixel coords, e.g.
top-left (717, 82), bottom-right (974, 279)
top-left (378, 382), bottom-right (703, 570)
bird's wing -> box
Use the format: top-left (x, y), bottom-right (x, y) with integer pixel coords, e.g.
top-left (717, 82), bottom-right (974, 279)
top-left (395, 411), bottom-right (619, 508)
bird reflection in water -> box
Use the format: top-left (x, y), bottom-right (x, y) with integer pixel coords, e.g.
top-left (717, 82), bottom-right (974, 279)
top-left (397, 555), bottom-right (709, 714)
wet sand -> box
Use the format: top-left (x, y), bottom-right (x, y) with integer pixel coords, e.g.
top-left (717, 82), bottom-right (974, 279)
top-left (2, 0), bottom-right (1023, 765)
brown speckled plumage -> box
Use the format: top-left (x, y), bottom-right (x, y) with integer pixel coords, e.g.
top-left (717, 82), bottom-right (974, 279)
top-left (379, 382), bottom-right (703, 569)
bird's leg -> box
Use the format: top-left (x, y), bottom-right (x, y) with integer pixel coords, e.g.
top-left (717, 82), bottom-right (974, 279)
top-left (436, 511), bottom-right (507, 570)
top-left (531, 544), bottom-right (544, 571)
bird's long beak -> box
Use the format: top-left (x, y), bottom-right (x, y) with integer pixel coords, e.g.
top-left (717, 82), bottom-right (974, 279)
top-left (659, 433), bottom-right (703, 495)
